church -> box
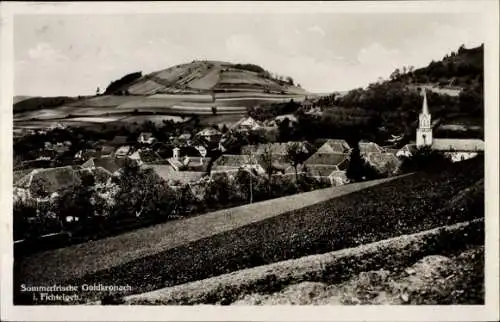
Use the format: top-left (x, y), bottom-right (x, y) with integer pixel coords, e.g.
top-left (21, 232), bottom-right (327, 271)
top-left (397, 88), bottom-right (484, 162)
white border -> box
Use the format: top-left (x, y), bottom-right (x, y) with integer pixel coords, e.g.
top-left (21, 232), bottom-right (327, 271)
top-left (1, 1), bottom-right (498, 321)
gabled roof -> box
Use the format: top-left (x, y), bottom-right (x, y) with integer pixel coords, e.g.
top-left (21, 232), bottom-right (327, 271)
top-left (139, 132), bottom-right (154, 140)
top-left (305, 165), bottom-right (340, 177)
top-left (115, 145), bottom-right (132, 156)
top-left (82, 157), bottom-right (128, 174)
top-left (397, 144), bottom-right (418, 155)
top-left (111, 135), bottom-right (128, 145)
top-left (304, 152), bottom-right (348, 167)
top-left (212, 154), bottom-right (251, 168)
top-left (365, 152), bottom-right (401, 171)
top-left (101, 145), bottom-right (115, 155)
top-left (359, 142), bottom-right (382, 154)
top-left (146, 164), bottom-right (206, 185)
top-left (168, 156), bottom-right (211, 172)
top-left (432, 138), bottom-right (484, 152)
top-left (320, 139), bottom-right (351, 153)
top-left (15, 166), bottom-right (82, 196)
top-left (197, 127), bottom-right (222, 137)
top-left (231, 116), bottom-right (263, 130)
top-left (241, 142), bottom-right (307, 156)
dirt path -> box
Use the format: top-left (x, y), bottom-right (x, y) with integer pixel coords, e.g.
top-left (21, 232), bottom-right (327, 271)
top-left (16, 175), bottom-right (407, 286)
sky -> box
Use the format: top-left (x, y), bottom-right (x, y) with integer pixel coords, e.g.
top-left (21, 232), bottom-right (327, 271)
top-left (14, 12), bottom-right (487, 96)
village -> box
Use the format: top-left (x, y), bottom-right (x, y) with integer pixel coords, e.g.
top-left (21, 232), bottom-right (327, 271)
top-left (12, 88), bottom-right (485, 247)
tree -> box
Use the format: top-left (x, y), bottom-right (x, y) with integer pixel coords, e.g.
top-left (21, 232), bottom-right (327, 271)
top-left (285, 142), bottom-right (307, 182)
top-left (286, 76), bottom-right (294, 86)
top-left (346, 142), bottom-right (365, 182)
top-left (211, 106), bottom-right (218, 115)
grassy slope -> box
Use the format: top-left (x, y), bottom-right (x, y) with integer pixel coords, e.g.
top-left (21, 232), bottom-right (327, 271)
top-left (14, 157), bottom-right (483, 304)
top-left (123, 219), bottom-right (483, 305)
top-left (15, 176), bottom-right (401, 287)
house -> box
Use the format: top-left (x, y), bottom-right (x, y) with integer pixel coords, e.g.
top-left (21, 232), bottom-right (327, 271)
top-left (111, 135), bottom-right (128, 146)
top-left (297, 151), bottom-right (350, 185)
top-left (114, 145), bottom-right (132, 158)
top-left (196, 127), bottom-right (222, 144)
top-left (15, 166), bottom-right (82, 199)
top-left (396, 144), bottom-right (418, 158)
top-left (364, 152), bottom-right (401, 176)
top-left (145, 164), bottom-right (207, 186)
top-left (74, 149), bottom-right (99, 161)
top-left (242, 142), bottom-right (310, 156)
top-left (231, 116), bottom-right (264, 132)
top-left (315, 139), bottom-right (351, 154)
top-left (211, 154), bottom-right (265, 176)
top-left (413, 88), bottom-right (485, 162)
top-left (138, 132), bottom-right (156, 145)
top-left (129, 149), bottom-right (164, 166)
top-left (359, 142), bottom-right (383, 155)
top-left (81, 157), bottom-right (129, 176)
top-left (167, 147), bottom-right (211, 172)
top-left (100, 145), bottom-right (116, 158)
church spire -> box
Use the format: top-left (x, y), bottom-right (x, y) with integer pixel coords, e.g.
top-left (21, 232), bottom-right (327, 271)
top-left (422, 88), bottom-right (429, 115)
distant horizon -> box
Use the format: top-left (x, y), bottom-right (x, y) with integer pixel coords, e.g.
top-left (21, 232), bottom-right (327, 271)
top-left (14, 12), bottom-right (487, 97)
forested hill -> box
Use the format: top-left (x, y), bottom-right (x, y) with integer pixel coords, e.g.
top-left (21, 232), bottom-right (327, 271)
top-left (308, 44), bottom-right (484, 142)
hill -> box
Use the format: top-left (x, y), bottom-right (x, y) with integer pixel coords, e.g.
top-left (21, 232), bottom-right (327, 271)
top-left (104, 60), bottom-right (307, 96)
top-left (306, 44), bottom-right (484, 143)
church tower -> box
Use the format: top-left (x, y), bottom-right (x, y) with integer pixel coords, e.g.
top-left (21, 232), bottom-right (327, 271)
top-left (416, 88), bottom-right (433, 147)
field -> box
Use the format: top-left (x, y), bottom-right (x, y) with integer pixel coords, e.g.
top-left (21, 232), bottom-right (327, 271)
top-left (123, 219), bottom-right (484, 305)
top-left (13, 157), bottom-right (484, 304)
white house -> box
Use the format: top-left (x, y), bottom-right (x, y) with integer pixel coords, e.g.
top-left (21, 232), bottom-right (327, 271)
top-left (138, 132), bottom-right (156, 145)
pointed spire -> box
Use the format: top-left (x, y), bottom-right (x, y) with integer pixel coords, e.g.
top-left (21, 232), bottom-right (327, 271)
top-left (422, 88), bottom-right (429, 115)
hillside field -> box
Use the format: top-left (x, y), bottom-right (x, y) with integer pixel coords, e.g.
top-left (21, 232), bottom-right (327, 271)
top-left (13, 157), bottom-right (484, 304)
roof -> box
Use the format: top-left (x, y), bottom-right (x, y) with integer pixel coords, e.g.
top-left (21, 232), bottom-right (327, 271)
top-left (304, 152), bottom-right (348, 167)
top-left (365, 152), bottom-right (401, 168)
top-left (305, 165), bottom-right (340, 177)
top-left (359, 142), bottom-right (382, 154)
top-left (13, 169), bottom-right (33, 184)
top-left (432, 139), bottom-right (484, 152)
top-left (15, 166), bottom-right (82, 196)
top-left (82, 157), bottom-right (128, 174)
top-left (241, 142), bottom-right (307, 156)
top-left (197, 127), bottom-right (222, 137)
top-left (212, 154), bottom-right (252, 169)
top-left (139, 150), bottom-right (164, 163)
top-left (146, 164), bottom-right (206, 185)
top-left (115, 145), bottom-right (132, 156)
top-left (232, 116), bottom-right (263, 130)
top-left (139, 132), bottom-right (154, 139)
top-left (397, 144), bottom-right (418, 155)
top-left (168, 156), bottom-right (211, 172)
top-left (316, 140), bottom-right (351, 154)
top-left (77, 166), bottom-right (113, 183)
top-left (111, 136), bottom-right (128, 145)
top-left (275, 114), bottom-right (298, 123)
top-left (101, 145), bottom-right (115, 155)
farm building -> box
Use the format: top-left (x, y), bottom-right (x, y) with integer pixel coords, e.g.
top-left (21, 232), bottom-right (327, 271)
top-left (114, 145), bottom-right (132, 158)
top-left (111, 135), bottom-right (128, 146)
top-left (145, 164), bottom-right (207, 186)
top-left (129, 149), bottom-right (164, 166)
top-left (138, 132), bottom-right (156, 145)
top-left (14, 166), bottom-right (82, 199)
top-left (211, 154), bottom-right (265, 176)
top-left (241, 141), bottom-right (310, 156)
top-left (100, 145), bottom-right (116, 158)
top-left (196, 127), bottom-right (222, 144)
top-left (231, 116), bottom-right (264, 132)
top-left (167, 147), bottom-right (211, 172)
top-left (363, 152), bottom-right (401, 176)
top-left (315, 139), bottom-right (351, 154)
top-left (81, 157), bottom-right (129, 176)
top-left (396, 144), bottom-right (418, 158)
top-left (359, 142), bottom-right (383, 154)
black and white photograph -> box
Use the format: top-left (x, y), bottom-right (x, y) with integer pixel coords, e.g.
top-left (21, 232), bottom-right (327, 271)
top-left (1, 1), bottom-right (498, 321)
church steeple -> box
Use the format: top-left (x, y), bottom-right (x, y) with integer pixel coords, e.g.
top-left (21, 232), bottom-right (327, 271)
top-left (422, 88), bottom-right (429, 115)
top-left (416, 88), bottom-right (433, 148)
